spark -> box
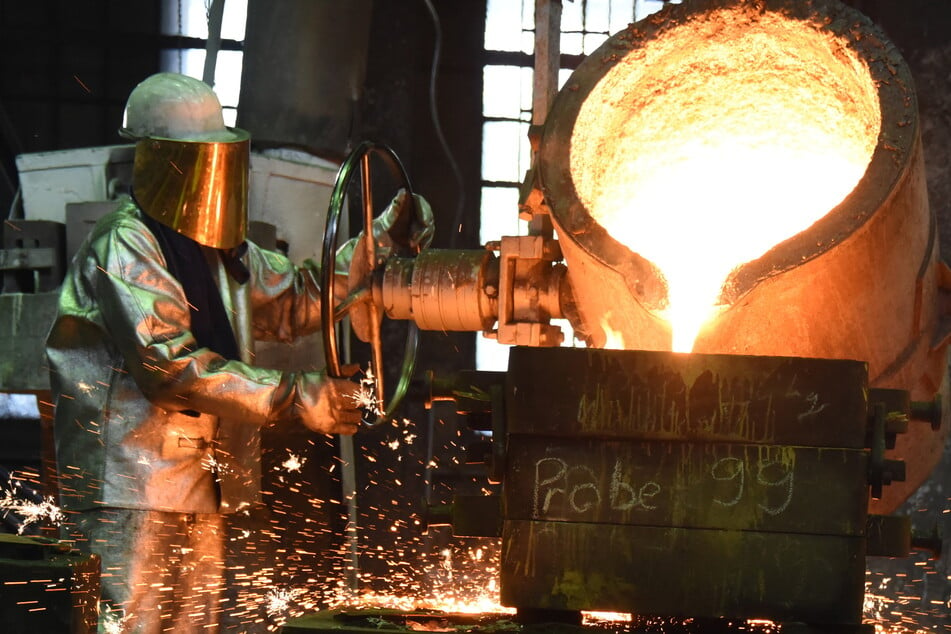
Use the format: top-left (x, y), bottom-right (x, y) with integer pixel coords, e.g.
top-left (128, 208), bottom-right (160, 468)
top-left (348, 366), bottom-right (384, 419)
top-left (440, 549), bottom-right (453, 573)
top-left (76, 381), bottom-right (95, 395)
top-left (0, 490), bottom-right (65, 533)
top-left (279, 452), bottom-right (306, 473)
top-left (265, 586), bottom-right (308, 623)
top-left (200, 455), bottom-right (234, 479)
top-left (99, 605), bottom-right (132, 634)
top-left (319, 542), bottom-right (515, 618)
top-left (73, 74), bottom-right (91, 93)
top-left (229, 529), bottom-right (252, 541)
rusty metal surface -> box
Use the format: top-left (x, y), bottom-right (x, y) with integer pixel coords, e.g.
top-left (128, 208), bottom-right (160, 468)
top-left (500, 519), bottom-right (866, 624)
top-left (503, 437), bottom-right (868, 536)
top-left (505, 347), bottom-right (868, 448)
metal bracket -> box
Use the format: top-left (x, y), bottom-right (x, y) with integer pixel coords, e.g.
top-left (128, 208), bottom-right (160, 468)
top-left (493, 227), bottom-right (565, 347)
top-left (0, 248), bottom-right (55, 271)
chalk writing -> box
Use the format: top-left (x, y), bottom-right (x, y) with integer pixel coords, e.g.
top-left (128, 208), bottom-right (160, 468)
top-left (533, 458), bottom-right (601, 516)
top-left (711, 456), bottom-right (794, 515)
top-left (755, 459), bottom-right (794, 515)
top-left (610, 459), bottom-right (660, 511)
top-left (532, 457), bottom-right (662, 518)
top-left (797, 391), bottom-right (830, 421)
top-left (711, 457), bottom-right (745, 507)
top-left (574, 373), bottom-right (781, 443)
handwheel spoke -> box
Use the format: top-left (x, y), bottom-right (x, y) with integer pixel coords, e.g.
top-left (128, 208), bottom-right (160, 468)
top-left (369, 314), bottom-right (385, 418)
top-left (321, 140), bottom-right (420, 425)
top-left (360, 155), bottom-right (377, 268)
top-left (334, 285), bottom-right (372, 322)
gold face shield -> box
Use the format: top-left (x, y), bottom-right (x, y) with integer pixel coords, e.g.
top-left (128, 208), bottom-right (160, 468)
top-left (132, 131), bottom-right (251, 249)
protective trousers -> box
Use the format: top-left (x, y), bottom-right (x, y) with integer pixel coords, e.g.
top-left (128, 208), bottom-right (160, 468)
top-left (68, 508), bottom-right (225, 633)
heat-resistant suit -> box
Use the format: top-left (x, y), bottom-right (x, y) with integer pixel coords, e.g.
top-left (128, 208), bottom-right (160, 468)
top-left (47, 195), bottom-right (337, 514)
top-left (46, 195), bottom-right (344, 631)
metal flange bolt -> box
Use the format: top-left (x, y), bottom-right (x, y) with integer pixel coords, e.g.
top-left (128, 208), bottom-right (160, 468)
top-left (910, 395), bottom-right (942, 431)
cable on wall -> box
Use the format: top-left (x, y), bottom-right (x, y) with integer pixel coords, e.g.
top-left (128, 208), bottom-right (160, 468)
top-left (422, 0), bottom-right (467, 248)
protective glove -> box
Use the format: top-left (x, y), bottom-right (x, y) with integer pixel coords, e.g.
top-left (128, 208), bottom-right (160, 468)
top-left (284, 371), bottom-right (362, 435)
top-left (328, 189), bottom-right (434, 281)
top-left (372, 188), bottom-right (435, 254)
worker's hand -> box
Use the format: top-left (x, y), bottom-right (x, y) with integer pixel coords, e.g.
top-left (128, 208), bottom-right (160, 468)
top-left (295, 372), bottom-right (362, 435)
top-left (373, 189), bottom-right (435, 254)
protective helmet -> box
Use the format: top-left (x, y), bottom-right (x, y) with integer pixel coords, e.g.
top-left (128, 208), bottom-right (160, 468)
top-left (122, 72), bottom-right (249, 249)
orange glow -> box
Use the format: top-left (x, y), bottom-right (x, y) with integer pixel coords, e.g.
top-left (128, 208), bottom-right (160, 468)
top-left (601, 146), bottom-right (871, 352)
top-left (570, 10), bottom-right (881, 351)
top-left (332, 590), bottom-right (516, 616)
top-left (582, 611), bottom-right (633, 624)
top-left (602, 313), bottom-right (627, 349)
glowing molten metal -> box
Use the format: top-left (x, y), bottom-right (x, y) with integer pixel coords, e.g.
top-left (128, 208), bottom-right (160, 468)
top-left (571, 10), bottom-right (881, 351)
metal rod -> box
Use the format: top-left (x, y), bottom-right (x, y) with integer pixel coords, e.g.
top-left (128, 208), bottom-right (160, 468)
top-left (334, 286), bottom-right (371, 322)
top-left (202, 0), bottom-right (226, 86)
top-left (339, 434), bottom-right (360, 593)
top-left (360, 154), bottom-right (385, 408)
top-left (533, 0), bottom-right (562, 127)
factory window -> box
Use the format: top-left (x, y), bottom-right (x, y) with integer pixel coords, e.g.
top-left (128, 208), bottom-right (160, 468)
top-left (159, 0), bottom-right (248, 126)
top-left (477, 0), bottom-right (674, 370)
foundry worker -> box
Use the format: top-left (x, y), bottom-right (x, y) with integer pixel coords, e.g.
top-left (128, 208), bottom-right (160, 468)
top-left (45, 72), bottom-right (432, 632)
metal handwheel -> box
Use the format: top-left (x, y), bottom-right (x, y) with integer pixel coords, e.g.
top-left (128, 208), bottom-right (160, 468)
top-left (321, 140), bottom-right (420, 426)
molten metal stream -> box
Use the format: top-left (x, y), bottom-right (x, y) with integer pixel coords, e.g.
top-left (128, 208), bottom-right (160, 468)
top-left (571, 10), bottom-right (881, 351)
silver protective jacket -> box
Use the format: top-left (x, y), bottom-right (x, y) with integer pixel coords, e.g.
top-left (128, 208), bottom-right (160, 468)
top-left (47, 196), bottom-right (328, 514)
